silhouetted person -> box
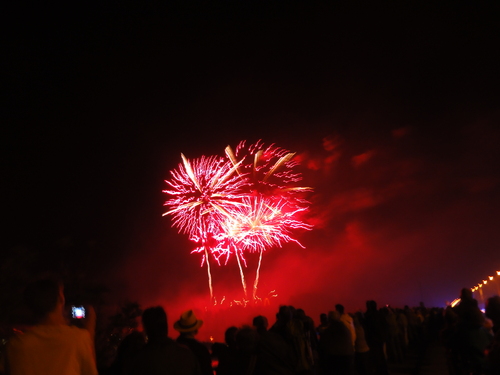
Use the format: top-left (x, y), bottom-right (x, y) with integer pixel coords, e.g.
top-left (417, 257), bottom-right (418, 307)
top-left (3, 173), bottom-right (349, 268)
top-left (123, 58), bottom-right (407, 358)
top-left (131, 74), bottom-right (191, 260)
top-left (270, 305), bottom-right (293, 341)
top-left (441, 306), bottom-right (461, 375)
top-left (363, 300), bottom-right (389, 375)
top-left (486, 296), bottom-right (500, 373)
top-left (453, 288), bottom-right (492, 374)
top-left (395, 308), bottom-right (409, 356)
top-left (317, 313), bottom-right (328, 337)
top-left (235, 326), bottom-right (259, 374)
top-left (353, 312), bottom-right (373, 375)
top-left (252, 315), bottom-right (296, 375)
top-left (454, 288), bottom-right (484, 329)
top-left (270, 305), bottom-right (311, 373)
top-left (213, 326), bottom-right (238, 375)
top-left (128, 306), bottom-right (200, 375)
top-left (382, 306), bottom-right (403, 363)
top-left (335, 304), bottom-right (356, 350)
top-left (318, 310), bottom-right (354, 375)
top-left (106, 331), bottom-right (145, 375)
top-left (253, 315), bottom-right (268, 333)
top-left (4, 277), bottom-right (98, 375)
top-left (175, 310), bottom-right (213, 375)
top-left (404, 305), bottom-right (420, 345)
top-left (297, 308), bottom-right (320, 374)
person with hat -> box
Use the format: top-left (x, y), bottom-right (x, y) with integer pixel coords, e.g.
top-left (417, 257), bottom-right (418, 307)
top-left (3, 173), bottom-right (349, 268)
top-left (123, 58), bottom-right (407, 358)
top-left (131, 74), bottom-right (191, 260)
top-left (174, 310), bottom-right (213, 375)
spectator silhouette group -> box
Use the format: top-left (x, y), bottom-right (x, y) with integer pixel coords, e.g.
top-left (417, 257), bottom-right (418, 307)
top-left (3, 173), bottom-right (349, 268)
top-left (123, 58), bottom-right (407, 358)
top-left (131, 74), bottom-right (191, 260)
top-left (2, 279), bottom-right (500, 375)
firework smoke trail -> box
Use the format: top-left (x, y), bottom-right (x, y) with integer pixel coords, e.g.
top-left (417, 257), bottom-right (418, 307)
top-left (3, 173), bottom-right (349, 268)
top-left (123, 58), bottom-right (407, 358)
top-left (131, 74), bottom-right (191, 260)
top-left (163, 153), bottom-right (248, 301)
top-left (234, 248), bottom-right (248, 298)
top-left (253, 250), bottom-right (263, 301)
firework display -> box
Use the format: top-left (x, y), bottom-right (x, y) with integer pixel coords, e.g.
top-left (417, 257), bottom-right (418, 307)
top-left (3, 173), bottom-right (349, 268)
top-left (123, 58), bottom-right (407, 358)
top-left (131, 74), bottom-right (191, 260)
top-left (163, 141), bottom-right (312, 302)
top-left (162, 154), bottom-right (248, 300)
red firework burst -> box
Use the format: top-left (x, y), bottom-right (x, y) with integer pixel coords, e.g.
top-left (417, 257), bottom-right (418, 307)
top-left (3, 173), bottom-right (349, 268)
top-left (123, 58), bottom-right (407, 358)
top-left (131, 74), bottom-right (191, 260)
top-left (163, 141), bottom-right (313, 302)
top-left (162, 153), bottom-right (248, 301)
top-left (163, 153), bottom-right (248, 241)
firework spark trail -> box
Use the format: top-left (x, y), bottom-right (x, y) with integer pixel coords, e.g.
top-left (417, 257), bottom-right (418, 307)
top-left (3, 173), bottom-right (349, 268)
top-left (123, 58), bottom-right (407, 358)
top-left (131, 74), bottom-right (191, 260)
top-left (253, 250), bottom-right (263, 301)
top-left (234, 248), bottom-right (248, 297)
top-left (215, 195), bottom-right (313, 298)
top-left (163, 153), bottom-right (248, 301)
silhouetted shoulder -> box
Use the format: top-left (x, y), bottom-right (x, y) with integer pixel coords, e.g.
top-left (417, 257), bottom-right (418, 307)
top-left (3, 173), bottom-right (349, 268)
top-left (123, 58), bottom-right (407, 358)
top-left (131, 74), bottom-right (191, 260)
top-left (128, 338), bottom-right (201, 375)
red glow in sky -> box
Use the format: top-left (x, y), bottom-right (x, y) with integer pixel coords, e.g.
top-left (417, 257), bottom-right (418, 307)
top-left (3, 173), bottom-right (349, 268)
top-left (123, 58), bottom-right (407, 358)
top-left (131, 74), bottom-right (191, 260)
top-left (112, 122), bottom-right (500, 342)
top-left (5, 1), bottom-right (500, 343)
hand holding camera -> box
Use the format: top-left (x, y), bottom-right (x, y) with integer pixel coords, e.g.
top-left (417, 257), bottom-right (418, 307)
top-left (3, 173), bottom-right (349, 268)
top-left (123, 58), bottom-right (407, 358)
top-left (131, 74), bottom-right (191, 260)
top-left (70, 305), bottom-right (96, 340)
top-left (71, 305), bottom-right (86, 319)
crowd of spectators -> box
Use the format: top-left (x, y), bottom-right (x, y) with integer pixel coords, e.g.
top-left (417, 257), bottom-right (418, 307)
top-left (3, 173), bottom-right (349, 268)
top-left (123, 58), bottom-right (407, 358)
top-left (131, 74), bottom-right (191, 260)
top-left (1, 278), bottom-right (500, 374)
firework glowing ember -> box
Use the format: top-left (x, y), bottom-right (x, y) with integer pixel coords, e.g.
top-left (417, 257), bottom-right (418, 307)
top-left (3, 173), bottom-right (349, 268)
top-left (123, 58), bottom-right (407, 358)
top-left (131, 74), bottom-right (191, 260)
top-left (163, 141), bottom-right (313, 302)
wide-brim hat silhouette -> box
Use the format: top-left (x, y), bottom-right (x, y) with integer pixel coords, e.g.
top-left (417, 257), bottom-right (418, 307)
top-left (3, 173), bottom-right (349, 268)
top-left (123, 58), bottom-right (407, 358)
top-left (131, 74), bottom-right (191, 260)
top-left (174, 310), bottom-right (203, 332)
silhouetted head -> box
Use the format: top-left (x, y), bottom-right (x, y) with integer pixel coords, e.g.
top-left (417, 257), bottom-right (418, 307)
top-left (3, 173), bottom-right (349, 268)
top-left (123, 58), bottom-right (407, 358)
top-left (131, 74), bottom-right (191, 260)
top-left (319, 313), bottom-right (327, 325)
top-left (328, 310), bottom-right (340, 322)
top-left (225, 326), bottom-right (238, 346)
top-left (460, 288), bottom-right (473, 300)
top-left (252, 315), bottom-right (268, 332)
top-left (295, 308), bottom-right (306, 319)
top-left (335, 304), bottom-right (345, 315)
top-left (142, 306), bottom-right (168, 342)
top-left (277, 305), bottom-right (292, 322)
top-left (23, 277), bottom-right (64, 322)
top-left (486, 296), bottom-right (500, 328)
top-left (174, 309), bottom-right (203, 336)
top-left (236, 326), bottom-right (259, 354)
top-left (366, 300), bottom-right (378, 312)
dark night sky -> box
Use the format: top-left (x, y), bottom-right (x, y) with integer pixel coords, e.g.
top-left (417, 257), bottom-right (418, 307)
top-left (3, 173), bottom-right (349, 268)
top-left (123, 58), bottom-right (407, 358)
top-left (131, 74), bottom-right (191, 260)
top-left (3, 2), bottom-right (500, 329)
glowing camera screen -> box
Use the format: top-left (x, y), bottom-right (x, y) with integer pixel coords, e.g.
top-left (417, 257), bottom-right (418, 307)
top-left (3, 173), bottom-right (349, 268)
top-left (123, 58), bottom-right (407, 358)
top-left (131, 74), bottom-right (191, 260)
top-left (72, 306), bottom-right (86, 319)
